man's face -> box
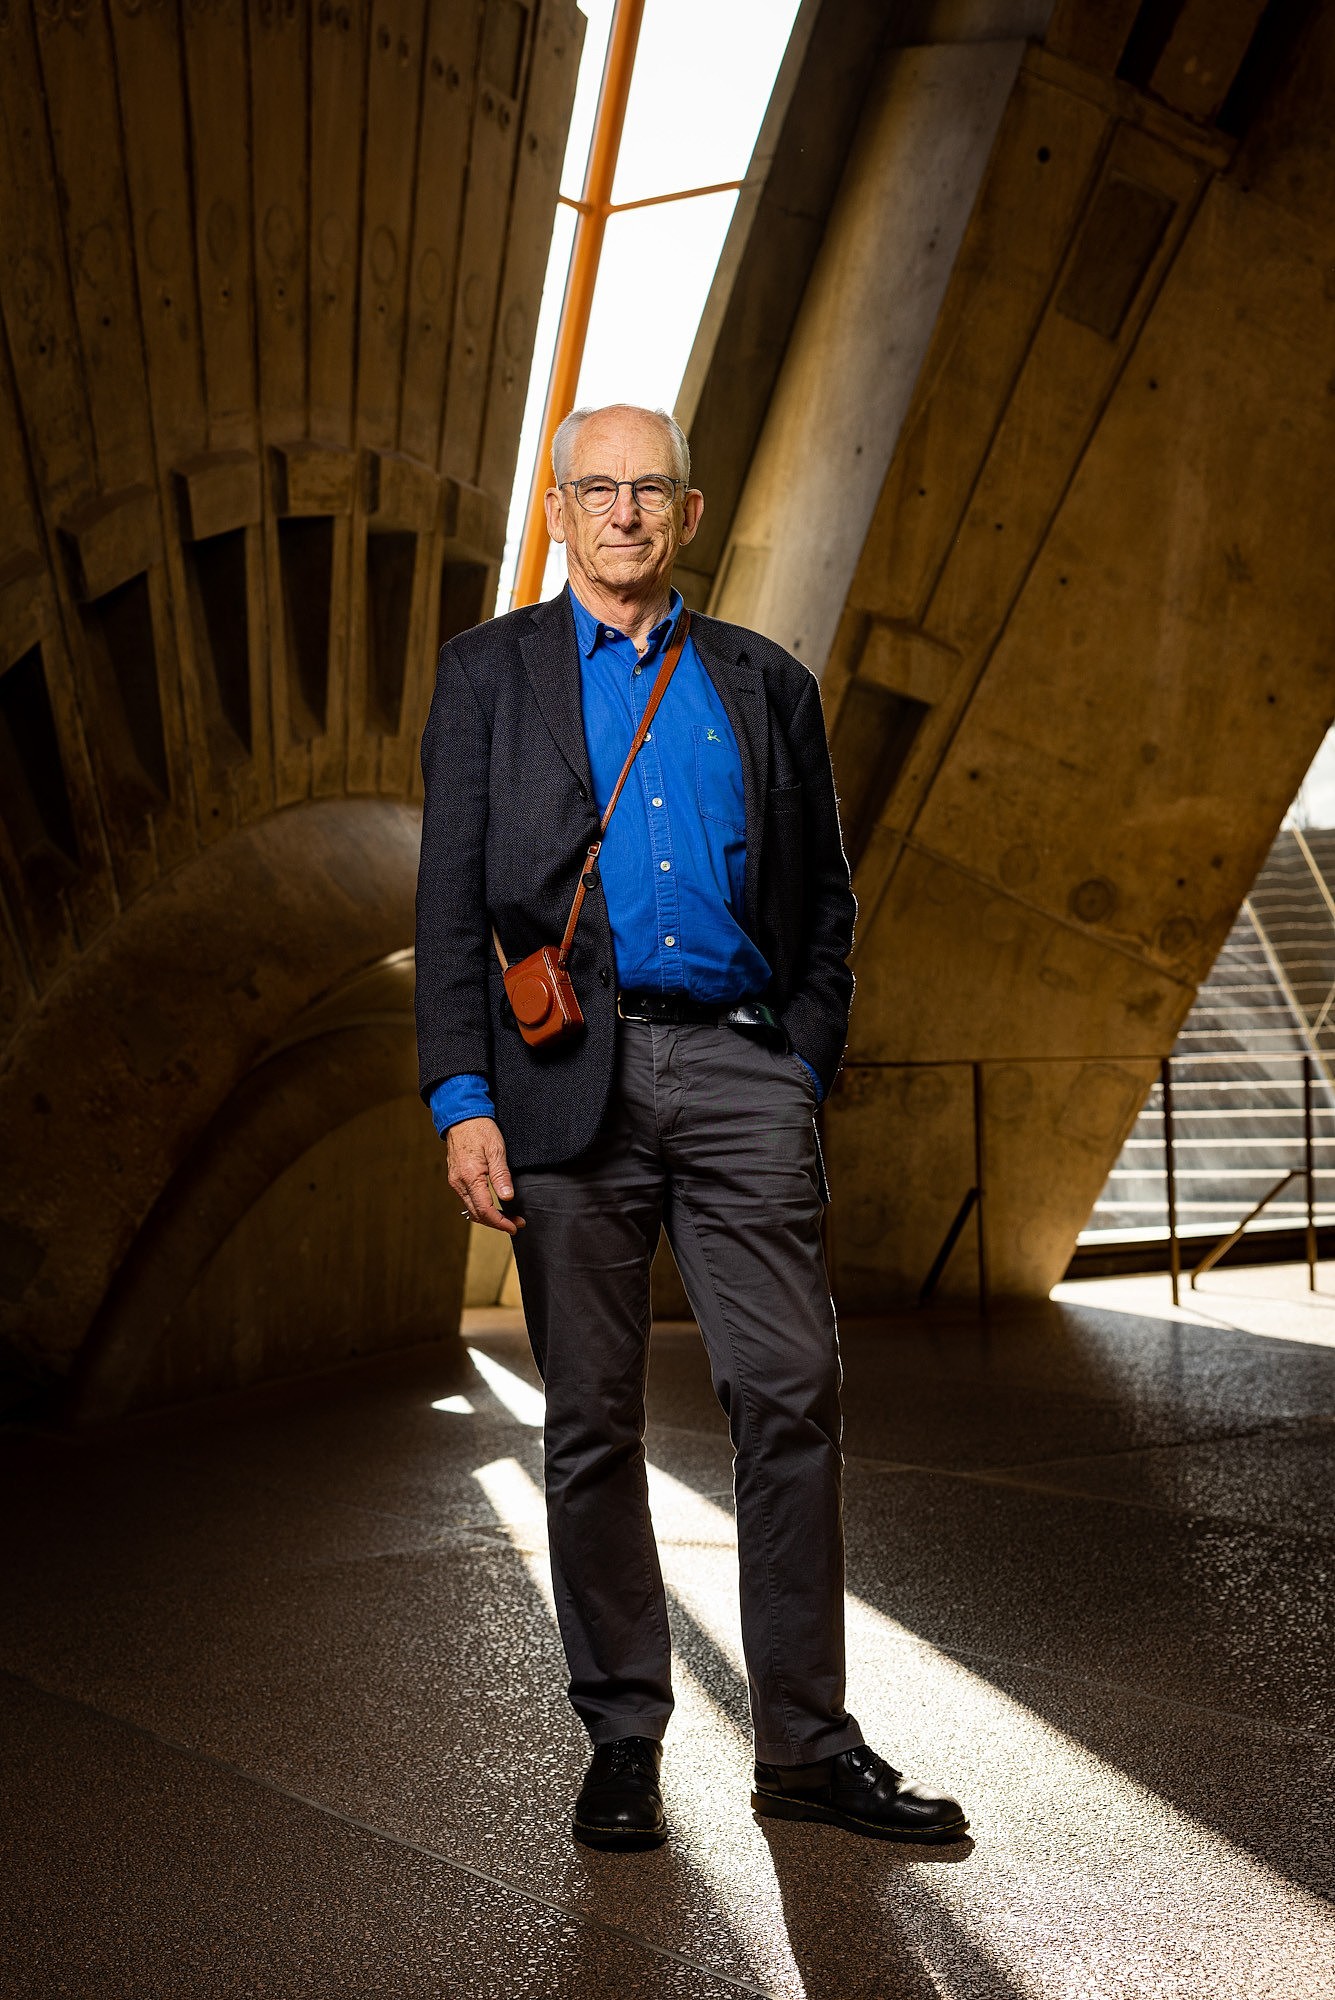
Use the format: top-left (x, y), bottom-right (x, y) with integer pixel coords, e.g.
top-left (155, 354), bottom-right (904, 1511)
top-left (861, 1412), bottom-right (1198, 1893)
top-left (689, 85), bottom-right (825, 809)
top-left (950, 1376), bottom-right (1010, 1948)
top-left (544, 407), bottom-right (703, 603)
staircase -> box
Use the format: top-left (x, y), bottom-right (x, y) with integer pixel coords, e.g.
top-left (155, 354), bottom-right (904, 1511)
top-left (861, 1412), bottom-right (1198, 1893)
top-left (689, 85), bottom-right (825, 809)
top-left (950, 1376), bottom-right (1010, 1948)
top-left (1247, 827), bottom-right (1335, 1065)
top-left (1082, 830), bottom-right (1335, 1248)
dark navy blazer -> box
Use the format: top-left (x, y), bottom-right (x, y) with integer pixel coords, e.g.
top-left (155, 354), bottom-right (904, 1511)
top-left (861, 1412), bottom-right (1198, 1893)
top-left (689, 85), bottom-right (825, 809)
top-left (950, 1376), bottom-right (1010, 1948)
top-left (414, 588), bottom-right (856, 1174)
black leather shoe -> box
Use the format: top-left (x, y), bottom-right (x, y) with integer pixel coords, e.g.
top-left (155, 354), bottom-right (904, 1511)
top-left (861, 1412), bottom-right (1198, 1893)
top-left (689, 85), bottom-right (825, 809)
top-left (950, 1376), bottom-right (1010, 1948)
top-left (753, 1744), bottom-right (967, 1842)
top-left (573, 1736), bottom-right (667, 1851)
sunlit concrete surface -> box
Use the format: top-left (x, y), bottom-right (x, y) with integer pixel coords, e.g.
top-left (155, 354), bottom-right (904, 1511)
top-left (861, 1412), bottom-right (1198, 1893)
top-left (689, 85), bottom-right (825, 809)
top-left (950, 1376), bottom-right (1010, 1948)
top-left (4, 1287), bottom-right (1334, 1998)
top-left (1054, 1260), bottom-right (1335, 1348)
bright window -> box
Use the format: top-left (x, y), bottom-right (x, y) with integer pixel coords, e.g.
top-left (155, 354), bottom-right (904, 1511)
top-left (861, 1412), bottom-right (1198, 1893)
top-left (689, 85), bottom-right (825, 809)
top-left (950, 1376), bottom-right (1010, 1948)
top-left (496, 0), bottom-right (802, 609)
top-left (607, 0), bottom-right (800, 206)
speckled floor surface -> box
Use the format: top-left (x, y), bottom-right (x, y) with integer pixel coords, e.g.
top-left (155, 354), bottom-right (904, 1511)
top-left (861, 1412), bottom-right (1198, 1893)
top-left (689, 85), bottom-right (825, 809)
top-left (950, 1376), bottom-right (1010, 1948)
top-left (3, 1267), bottom-right (1334, 1997)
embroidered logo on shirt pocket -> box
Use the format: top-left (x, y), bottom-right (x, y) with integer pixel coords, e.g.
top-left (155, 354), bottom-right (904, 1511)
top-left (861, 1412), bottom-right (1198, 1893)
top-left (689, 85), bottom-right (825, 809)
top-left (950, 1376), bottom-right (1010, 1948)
top-left (694, 723), bottom-right (745, 832)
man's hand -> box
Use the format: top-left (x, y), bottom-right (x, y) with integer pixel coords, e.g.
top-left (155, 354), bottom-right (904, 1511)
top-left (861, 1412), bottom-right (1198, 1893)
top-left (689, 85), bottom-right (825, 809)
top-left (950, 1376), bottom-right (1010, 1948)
top-left (447, 1117), bottom-right (525, 1235)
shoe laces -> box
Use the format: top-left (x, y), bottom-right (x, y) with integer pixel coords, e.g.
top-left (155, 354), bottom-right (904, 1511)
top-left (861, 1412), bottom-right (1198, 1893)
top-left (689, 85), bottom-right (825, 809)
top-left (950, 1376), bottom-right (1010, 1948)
top-left (844, 1744), bottom-right (901, 1783)
top-left (604, 1737), bottom-right (658, 1777)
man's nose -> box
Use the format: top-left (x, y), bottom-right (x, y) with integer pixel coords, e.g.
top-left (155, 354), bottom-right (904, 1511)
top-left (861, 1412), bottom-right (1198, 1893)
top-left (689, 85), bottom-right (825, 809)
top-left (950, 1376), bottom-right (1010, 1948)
top-left (610, 483), bottom-right (641, 529)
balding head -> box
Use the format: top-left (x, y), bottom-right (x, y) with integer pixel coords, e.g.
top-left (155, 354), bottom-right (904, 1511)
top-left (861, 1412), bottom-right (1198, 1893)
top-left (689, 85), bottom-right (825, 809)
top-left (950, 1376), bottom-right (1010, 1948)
top-left (552, 404), bottom-right (690, 486)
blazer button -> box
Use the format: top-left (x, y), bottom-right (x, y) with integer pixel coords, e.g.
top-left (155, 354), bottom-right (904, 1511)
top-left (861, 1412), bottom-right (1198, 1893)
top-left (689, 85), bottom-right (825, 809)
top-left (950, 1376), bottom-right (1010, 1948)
top-left (577, 782), bottom-right (588, 800)
top-left (599, 967), bottom-right (610, 986)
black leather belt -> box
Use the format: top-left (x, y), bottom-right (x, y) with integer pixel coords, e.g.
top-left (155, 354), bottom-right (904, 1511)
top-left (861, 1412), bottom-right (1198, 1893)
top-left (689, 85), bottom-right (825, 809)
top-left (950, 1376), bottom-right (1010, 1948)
top-left (617, 990), bottom-right (785, 1046)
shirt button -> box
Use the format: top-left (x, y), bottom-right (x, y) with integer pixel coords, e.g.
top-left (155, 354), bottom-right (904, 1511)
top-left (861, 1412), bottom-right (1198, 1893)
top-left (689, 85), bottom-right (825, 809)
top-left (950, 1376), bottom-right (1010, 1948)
top-left (604, 628), bottom-right (616, 640)
top-left (664, 935), bottom-right (676, 947)
top-left (651, 797), bottom-right (663, 808)
top-left (660, 860), bottom-right (671, 871)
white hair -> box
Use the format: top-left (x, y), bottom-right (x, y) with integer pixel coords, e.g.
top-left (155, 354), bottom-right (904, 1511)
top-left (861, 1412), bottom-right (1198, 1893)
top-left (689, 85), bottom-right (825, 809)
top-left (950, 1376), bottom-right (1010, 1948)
top-left (551, 405), bottom-right (690, 487)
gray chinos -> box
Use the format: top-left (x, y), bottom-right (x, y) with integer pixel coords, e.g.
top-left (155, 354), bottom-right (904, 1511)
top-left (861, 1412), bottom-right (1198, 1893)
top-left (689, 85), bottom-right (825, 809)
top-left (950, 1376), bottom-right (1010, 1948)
top-left (509, 1018), bottom-right (864, 1768)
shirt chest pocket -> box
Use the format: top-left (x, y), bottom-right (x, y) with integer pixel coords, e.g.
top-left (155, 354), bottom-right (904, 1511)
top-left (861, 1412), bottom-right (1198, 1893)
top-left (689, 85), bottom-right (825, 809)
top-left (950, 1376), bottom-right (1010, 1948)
top-left (693, 722), bottom-right (746, 833)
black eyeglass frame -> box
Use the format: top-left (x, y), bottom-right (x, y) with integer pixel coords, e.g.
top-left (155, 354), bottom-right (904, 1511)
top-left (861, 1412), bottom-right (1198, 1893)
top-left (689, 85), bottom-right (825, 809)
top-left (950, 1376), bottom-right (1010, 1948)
top-left (559, 474), bottom-right (688, 515)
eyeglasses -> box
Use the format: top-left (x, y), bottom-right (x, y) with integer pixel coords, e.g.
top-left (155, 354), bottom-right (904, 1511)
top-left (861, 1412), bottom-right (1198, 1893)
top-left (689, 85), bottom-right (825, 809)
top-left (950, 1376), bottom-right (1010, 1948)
top-left (561, 474), bottom-right (685, 515)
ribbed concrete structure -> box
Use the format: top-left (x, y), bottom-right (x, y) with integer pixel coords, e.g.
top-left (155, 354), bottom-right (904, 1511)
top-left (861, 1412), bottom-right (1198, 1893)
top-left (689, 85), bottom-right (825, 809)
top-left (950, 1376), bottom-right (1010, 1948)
top-left (0, 0), bottom-right (581, 1407)
top-left (3, 11), bottom-right (1334, 1993)
top-left (7, 0), bottom-right (1335, 1406)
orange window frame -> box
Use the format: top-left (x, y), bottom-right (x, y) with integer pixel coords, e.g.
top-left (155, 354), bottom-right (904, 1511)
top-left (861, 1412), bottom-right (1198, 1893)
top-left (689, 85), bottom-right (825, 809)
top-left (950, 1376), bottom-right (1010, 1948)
top-left (511, 0), bottom-right (742, 606)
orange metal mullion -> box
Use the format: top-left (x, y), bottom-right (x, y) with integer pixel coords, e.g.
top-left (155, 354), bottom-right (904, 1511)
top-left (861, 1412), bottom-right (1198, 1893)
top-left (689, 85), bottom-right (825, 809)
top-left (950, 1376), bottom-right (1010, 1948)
top-left (609, 178), bottom-right (744, 214)
top-left (512, 0), bottom-right (645, 608)
top-left (557, 177), bottom-right (745, 218)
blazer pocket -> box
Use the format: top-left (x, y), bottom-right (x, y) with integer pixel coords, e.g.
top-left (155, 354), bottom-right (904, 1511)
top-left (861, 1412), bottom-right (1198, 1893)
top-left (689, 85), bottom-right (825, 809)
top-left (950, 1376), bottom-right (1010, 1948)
top-left (766, 781), bottom-right (803, 815)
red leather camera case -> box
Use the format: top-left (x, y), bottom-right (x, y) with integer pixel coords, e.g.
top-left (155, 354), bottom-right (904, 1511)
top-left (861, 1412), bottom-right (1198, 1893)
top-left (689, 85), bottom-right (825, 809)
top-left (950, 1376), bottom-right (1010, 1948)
top-left (503, 946), bottom-right (585, 1048)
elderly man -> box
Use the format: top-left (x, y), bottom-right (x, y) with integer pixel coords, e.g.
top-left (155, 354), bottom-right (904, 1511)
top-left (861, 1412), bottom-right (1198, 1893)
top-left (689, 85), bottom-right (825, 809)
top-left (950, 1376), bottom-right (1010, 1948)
top-left (415, 404), bottom-right (965, 1851)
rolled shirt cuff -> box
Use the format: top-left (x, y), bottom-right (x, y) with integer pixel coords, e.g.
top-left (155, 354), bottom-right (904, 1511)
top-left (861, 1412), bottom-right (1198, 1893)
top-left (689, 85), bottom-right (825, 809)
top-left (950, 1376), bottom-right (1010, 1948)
top-left (429, 1073), bottom-right (496, 1136)
top-left (431, 1054), bottom-right (817, 1128)
top-left (792, 1051), bottom-right (824, 1103)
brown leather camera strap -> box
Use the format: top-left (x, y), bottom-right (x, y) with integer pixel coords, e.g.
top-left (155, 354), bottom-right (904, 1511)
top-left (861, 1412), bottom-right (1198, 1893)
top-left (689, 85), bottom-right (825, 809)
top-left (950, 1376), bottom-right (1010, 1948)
top-left (491, 607), bottom-right (692, 975)
top-left (556, 607), bottom-right (691, 967)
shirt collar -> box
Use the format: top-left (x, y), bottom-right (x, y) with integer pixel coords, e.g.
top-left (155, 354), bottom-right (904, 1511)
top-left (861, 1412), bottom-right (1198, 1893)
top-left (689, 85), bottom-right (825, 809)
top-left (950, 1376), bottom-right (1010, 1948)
top-left (567, 582), bottom-right (683, 661)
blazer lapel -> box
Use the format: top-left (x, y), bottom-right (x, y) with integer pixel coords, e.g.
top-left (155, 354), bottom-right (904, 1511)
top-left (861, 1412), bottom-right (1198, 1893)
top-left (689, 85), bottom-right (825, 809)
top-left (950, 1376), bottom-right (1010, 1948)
top-left (519, 590), bottom-right (593, 794)
top-left (692, 616), bottom-right (770, 932)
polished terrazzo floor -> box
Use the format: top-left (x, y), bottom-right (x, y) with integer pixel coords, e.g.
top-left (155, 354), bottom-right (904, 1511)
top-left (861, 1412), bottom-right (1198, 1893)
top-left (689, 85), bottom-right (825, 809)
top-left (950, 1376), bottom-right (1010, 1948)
top-left (3, 1265), bottom-right (1334, 1997)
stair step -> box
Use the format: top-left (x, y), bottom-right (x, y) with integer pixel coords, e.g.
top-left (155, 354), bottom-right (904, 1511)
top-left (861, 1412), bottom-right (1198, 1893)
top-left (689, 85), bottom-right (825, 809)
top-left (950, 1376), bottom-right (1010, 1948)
top-left (1083, 832), bottom-right (1335, 1245)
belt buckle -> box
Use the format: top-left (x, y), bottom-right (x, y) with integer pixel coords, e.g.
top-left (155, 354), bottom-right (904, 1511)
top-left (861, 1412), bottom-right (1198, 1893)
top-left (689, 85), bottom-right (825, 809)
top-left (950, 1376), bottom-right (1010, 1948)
top-left (724, 1000), bottom-right (785, 1050)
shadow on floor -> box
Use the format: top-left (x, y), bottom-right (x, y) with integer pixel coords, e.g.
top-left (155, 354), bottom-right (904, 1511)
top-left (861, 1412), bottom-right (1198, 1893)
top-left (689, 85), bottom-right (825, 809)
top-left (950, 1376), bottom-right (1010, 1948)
top-left (2, 1285), bottom-right (1332, 1995)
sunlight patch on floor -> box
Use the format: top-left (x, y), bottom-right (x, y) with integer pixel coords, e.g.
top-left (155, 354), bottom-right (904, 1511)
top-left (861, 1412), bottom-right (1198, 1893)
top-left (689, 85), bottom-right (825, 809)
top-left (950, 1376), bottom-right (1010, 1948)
top-left (1054, 1262), bottom-right (1335, 1347)
top-left (474, 1451), bottom-right (806, 1997)
top-left (468, 1344), bottom-right (546, 1423)
top-left (461, 1349), bottom-right (1335, 2000)
top-left (650, 1474), bottom-right (1335, 2000)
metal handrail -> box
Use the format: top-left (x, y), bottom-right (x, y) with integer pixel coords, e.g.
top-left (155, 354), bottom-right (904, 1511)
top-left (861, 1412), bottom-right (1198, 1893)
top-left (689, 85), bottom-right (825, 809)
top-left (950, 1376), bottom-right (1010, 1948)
top-left (918, 1064), bottom-right (989, 1311)
top-left (1162, 1058), bottom-right (1179, 1303)
top-left (1245, 875), bottom-right (1335, 1099)
top-left (918, 1187), bottom-right (978, 1307)
top-left (1162, 1053), bottom-right (1322, 1297)
top-left (1189, 1170), bottom-right (1300, 1287)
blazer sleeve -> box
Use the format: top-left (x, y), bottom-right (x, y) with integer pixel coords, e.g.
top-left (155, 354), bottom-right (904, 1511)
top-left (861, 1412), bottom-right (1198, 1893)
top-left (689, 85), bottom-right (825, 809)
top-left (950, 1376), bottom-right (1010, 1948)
top-left (776, 670), bottom-right (857, 1093)
top-left (414, 642), bottom-right (494, 1103)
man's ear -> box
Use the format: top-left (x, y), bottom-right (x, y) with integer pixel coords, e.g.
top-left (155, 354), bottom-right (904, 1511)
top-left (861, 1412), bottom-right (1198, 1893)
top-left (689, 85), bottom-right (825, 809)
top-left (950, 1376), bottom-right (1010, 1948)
top-left (679, 489), bottom-right (704, 546)
top-left (543, 488), bottom-right (566, 545)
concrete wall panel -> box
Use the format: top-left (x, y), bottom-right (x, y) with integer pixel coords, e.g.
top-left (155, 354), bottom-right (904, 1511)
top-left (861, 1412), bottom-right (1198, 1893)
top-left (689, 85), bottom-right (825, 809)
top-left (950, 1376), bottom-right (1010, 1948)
top-left (0, 800), bottom-right (423, 1381)
top-left (847, 843), bottom-right (1194, 1065)
top-left (710, 4), bottom-right (1335, 1304)
top-left (841, 60), bottom-right (1111, 634)
top-left (711, 35), bottom-right (1026, 670)
top-left (130, 1096), bottom-right (463, 1416)
top-left (824, 1062), bottom-right (979, 1308)
top-left (825, 1050), bottom-right (1158, 1303)
top-left (975, 1054), bottom-right (1157, 1294)
top-left (914, 177), bottom-right (1335, 985)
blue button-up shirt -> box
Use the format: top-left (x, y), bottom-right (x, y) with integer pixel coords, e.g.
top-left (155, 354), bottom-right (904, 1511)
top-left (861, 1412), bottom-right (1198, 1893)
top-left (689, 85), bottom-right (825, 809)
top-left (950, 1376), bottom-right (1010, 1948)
top-left (571, 583), bottom-right (772, 1000)
top-left (429, 583), bottom-right (820, 1134)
